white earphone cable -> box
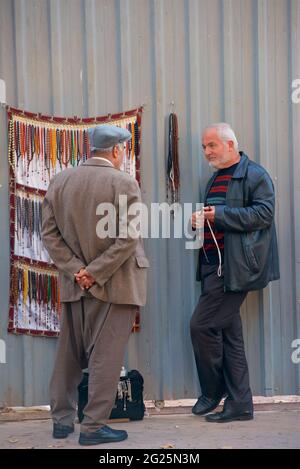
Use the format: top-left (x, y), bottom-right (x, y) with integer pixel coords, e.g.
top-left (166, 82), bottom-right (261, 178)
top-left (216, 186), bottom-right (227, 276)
top-left (207, 220), bottom-right (222, 277)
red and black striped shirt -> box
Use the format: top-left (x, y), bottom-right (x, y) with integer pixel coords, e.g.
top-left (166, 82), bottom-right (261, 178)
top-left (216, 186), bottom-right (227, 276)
top-left (200, 162), bottom-right (239, 265)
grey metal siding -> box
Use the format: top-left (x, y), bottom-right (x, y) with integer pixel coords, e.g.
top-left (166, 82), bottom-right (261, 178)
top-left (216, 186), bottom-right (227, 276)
top-left (0, 0), bottom-right (299, 405)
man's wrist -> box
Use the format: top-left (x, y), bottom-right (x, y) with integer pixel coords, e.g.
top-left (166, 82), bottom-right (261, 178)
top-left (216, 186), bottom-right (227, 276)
top-left (74, 266), bottom-right (86, 283)
top-left (75, 266), bottom-right (86, 274)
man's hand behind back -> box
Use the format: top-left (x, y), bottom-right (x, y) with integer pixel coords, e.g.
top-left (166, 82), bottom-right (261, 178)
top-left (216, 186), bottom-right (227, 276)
top-left (74, 268), bottom-right (96, 290)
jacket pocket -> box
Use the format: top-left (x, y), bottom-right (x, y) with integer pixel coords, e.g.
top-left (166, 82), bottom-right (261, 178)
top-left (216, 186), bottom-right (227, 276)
top-left (242, 235), bottom-right (260, 273)
top-left (135, 256), bottom-right (150, 268)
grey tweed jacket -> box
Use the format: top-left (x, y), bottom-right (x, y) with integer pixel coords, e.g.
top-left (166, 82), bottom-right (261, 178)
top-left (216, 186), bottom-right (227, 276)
top-left (41, 158), bottom-right (149, 306)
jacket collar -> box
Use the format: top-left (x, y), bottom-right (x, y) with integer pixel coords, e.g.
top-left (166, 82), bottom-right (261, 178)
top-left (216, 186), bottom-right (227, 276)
top-left (82, 157), bottom-right (118, 169)
top-left (232, 152), bottom-right (249, 179)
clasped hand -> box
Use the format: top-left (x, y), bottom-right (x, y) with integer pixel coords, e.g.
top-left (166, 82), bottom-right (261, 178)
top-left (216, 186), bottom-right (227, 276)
top-left (74, 268), bottom-right (96, 290)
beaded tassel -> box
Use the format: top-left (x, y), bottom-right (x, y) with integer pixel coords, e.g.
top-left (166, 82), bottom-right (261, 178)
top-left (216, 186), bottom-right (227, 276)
top-left (14, 264), bottom-right (61, 330)
top-left (13, 121), bottom-right (93, 180)
top-left (15, 191), bottom-right (45, 255)
top-left (167, 113), bottom-right (180, 203)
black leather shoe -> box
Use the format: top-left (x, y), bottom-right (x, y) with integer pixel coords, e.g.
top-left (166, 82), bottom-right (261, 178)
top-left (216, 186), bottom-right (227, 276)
top-left (192, 395), bottom-right (222, 416)
top-left (53, 423), bottom-right (74, 439)
top-left (79, 425), bottom-right (128, 446)
top-left (205, 409), bottom-right (253, 423)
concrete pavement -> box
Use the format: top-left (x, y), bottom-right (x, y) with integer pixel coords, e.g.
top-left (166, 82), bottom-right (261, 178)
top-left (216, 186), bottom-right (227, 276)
top-left (0, 410), bottom-right (299, 449)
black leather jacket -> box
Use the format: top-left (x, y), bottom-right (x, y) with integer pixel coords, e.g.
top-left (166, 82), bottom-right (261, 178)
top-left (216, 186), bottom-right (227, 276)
top-left (197, 152), bottom-right (280, 292)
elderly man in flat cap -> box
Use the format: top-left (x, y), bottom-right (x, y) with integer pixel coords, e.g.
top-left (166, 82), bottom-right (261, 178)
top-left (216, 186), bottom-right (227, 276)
top-left (42, 125), bottom-right (149, 446)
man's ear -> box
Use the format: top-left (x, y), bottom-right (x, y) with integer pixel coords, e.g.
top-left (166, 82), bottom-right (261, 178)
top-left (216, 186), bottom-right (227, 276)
top-left (112, 145), bottom-right (118, 158)
top-left (228, 140), bottom-right (235, 151)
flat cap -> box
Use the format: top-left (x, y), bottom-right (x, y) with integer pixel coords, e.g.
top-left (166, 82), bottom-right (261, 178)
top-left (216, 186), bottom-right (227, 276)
top-left (88, 124), bottom-right (131, 151)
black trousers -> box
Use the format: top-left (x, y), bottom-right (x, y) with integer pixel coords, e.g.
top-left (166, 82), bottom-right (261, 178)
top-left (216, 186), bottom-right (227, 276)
top-left (190, 264), bottom-right (253, 413)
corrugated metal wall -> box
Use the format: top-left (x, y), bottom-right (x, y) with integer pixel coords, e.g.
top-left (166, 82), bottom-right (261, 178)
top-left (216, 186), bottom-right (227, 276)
top-left (0, 0), bottom-right (299, 405)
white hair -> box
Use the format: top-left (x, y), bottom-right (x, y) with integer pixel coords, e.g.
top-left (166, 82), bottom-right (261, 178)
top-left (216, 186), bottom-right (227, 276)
top-left (91, 146), bottom-right (114, 154)
top-left (91, 143), bottom-right (123, 155)
top-left (204, 123), bottom-right (239, 151)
